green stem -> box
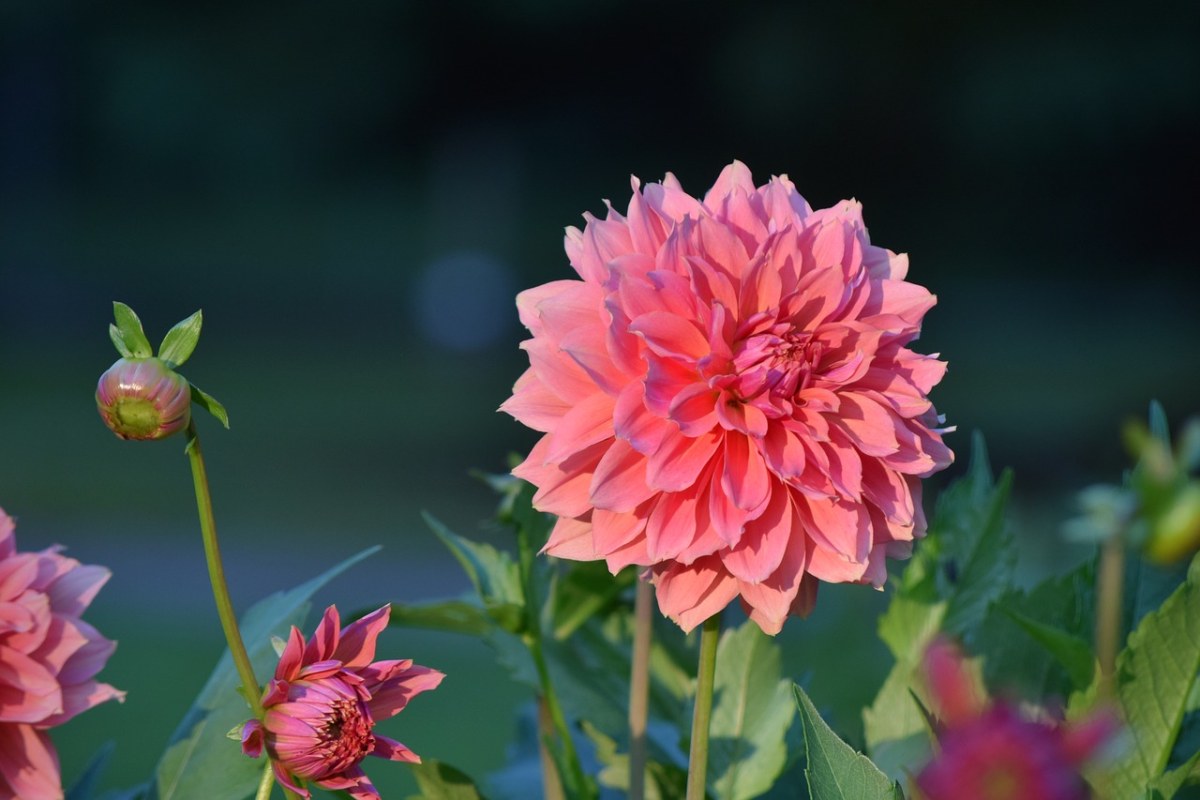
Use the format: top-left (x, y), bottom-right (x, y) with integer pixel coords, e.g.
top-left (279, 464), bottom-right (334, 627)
top-left (254, 762), bottom-right (274, 800)
top-left (1096, 535), bottom-right (1125, 696)
top-left (686, 614), bottom-right (721, 800)
top-left (185, 421), bottom-right (263, 720)
top-left (628, 578), bottom-right (653, 800)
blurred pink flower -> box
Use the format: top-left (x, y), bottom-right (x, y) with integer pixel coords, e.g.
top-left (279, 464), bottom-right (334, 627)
top-left (502, 161), bottom-right (952, 633)
top-left (0, 507), bottom-right (124, 800)
top-left (241, 605), bottom-right (444, 800)
top-left (916, 638), bottom-right (1117, 800)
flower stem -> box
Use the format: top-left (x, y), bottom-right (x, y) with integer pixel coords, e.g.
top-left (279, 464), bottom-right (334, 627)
top-left (628, 578), bottom-right (653, 800)
top-left (184, 421), bottom-right (263, 721)
top-left (254, 762), bottom-right (274, 800)
top-left (1096, 535), bottom-right (1125, 696)
top-left (686, 613), bottom-right (721, 800)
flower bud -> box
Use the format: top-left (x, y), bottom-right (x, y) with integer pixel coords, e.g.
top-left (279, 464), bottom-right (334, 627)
top-left (96, 357), bottom-right (191, 440)
top-left (1145, 481), bottom-right (1200, 564)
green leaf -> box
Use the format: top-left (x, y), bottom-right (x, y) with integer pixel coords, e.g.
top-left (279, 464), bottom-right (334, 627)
top-left (1102, 552), bottom-right (1200, 798)
top-left (425, 513), bottom-right (524, 632)
top-left (158, 309), bottom-right (203, 368)
top-left (1000, 606), bottom-right (1096, 691)
top-left (1151, 748), bottom-right (1200, 799)
top-left (583, 721), bottom-right (688, 800)
top-left (108, 324), bottom-right (134, 358)
top-left (795, 685), bottom-right (903, 800)
top-left (407, 759), bottom-right (489, 800)
top-left (388, 598), bottom-right (496, 636)
top-left (552, 561), bottom-right (635, 640)
top-left (189, 384), bottom-right (230, 428)
top-left (707, 621), bottom-right (795, 800)
top-left (111, 301), bottom-right (153, 358)
top-left (152, 546), bottom-right (379, 800)
top-left (66, 741), bottom-right (115, 800)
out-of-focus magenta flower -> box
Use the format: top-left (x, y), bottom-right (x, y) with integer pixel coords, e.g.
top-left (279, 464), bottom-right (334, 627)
top-left (0, 507), bottom-right (124, 800)
top-left (241, 605), bottom-right (444, 800)
top-left (916, 638), bottom-right (1117, 800)
top-left (502, 161), bottom-right (953, 634)
top-left (96, 357), bottom-right (191, 440)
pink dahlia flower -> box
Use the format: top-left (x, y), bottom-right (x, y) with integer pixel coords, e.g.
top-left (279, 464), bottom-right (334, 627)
top-left (916, 639), bottom-right (1117, 800)
top-left (241, 604), bottom-right (444, 800)
top-left (502, 161), bottom-right (953, 633)
top-left (0, 507), bottom-right (124, 800)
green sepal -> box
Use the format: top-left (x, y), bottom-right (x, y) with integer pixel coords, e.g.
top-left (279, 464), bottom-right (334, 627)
top-left (189, 384), bottom-right (229, 429)
top-left (111, 301), bottom-right (154, 358)
top-left (108, 324), bottom-right (134, 358)
top-left (158, 310), bottom-right (203, 368)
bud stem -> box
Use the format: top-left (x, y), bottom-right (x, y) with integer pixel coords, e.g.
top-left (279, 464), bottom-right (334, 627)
top-left (628, 578), bottom-right (653, 800)
top-left (685, 613), bottom-right (721, 800)
top-left (186, 422), bottom-right (304, 800)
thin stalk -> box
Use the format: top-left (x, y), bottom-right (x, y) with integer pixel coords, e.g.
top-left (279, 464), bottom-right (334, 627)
top-left (628, 578), bottom-right (653, 800)
top-left (185, 422), bottom-right (263, 720)
top-left (685, 614), bottom-right (721, 800)
top-left (254, 762), bottom-right (274, 800)
top-left (1096, 535), bottom-right (1125, 696)
top-left (538, 696), bottom-right (567, 800)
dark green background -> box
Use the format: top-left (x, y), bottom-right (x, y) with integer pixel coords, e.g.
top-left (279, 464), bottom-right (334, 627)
top-left (1, 0), bottom-right (1196, 796)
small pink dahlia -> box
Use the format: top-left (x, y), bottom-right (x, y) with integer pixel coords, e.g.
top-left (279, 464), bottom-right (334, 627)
top-left (241, 605), bottom-right (444, 800)
top-left (916, 639), bottom-right (1117, 800)
top-left (502, 161), bottom-right (953, 634)
top-left (0, 507), bottom-right (124, 800)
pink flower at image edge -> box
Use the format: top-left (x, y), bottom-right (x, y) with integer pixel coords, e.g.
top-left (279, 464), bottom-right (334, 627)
top-left (242, 604), bottom-right (444, 800)
top-left (502, 161), bottom-right (953, 634)
top-left (0, 507), bottom-right (124, 800)
top-left (916, 638), bottom-right (1118, 800)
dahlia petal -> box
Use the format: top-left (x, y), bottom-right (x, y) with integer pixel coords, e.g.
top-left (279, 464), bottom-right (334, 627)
top-left (668, 383), bottom-right (719, 436)
top-left (834, 392), bottom-right (900, 457)
top-left (372, 734), bottom-right (420, 764)
top-left (684, 255), bottom-right (739, 314)
top-left (589, 438), bottom-right (653, 513)
top-left (560, 325), bottom-right (629, 396)
top-left (499, 369), bottom-right (572, 432)
top-left (43, 563), bottom-right (110, 617)
top-left (645, 431), bottom-right (721, 493)
top-left (523, 338), bottom-right (597, 404)
top-left (721, 434), bottom-right (771, 511)
top-left (709, 466), bottom-right (752, 546)
top-left (702, 160), bottom-right (756, 208)
top-left (695, 214), bottom-right (749, 279)
top-left (762, 423), bottom-right (806, 478)
top-left (604, 533), bottom-right (652, 573)
top-left (759, 175), bottom-right (813, 228)
top-left (334, 605), bottom-right (391, 668)
top-left (365, 665), bottom-right (445, 720)
top-left (652, 557), bottom-right (741, 633)
top-left (516, 280), bottom-right (580, 334)
top-left (52, 619), bottom-right (115, 685)
top-left (0, 646), bottom-right (62, 723)
top-left (861, 458), bottom-right (915, 525)
top-left (242, 720), bottom-right (265, 757)
top-left (0, 555), bottom-right (38, 604)
top-left (822, 429), bottom-right (864, 500)
top-left (271, 759), bottom-right (309, 798)
top-left (534, 281), bottom-right (604, 341)
top-left (543, 516), bottom-right (596, 560)
top-left (303, 606), bottom-right (341, 665)
top-left (0, 510), bottom-right (14, 558)
top-left (642, 172), bottom-right (704, 221)
top-left (715, 396), bottom-right (768, 438)
top-left (723, 487), bottom-right (792, 584)
top-left (613, 381), bottom-right (673, 455)
top-left (1, 591), bottom-right (50, 653)
top-left (798, 495), bottom-right (871, 563)
top-left (625, 177), bottom-right (669, 255)
top-left (523, 440), bottom-right (608, 518)
top-left (805, 543), bottom-right (870, 583)
top-left (642, 356), bottom-right (700, 418)
top-left (738, 520), bottom-right (811, 635)
top-left (0, 725), bottom-right (61, 800)
top-left (739, 247), bottom-right (785, 323)
top-left (543, 392), bottom-right (616, 464)
top-left (791, 263), bottom-right (850, 330)
top-left (603, 299), bottom-right (645, 377)
top-left (645, 491), bottom-right (702, 562)
top-left (591, 507), bottom-right (648, 556)
top-left (628, 311), bottom-right (709, 363)
top-left (276, 627), bottom-right (307, 681)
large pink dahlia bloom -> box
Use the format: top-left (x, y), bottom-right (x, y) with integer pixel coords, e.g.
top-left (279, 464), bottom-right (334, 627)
top-left (502, 161), bottom-right (953, 634)
top-left (0, 507), bottom-right (124, 800)
top-left (242, 605), bottom-right (444, 800)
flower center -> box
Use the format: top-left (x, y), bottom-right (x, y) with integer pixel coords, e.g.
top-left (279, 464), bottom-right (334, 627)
top-left (728, 329), bottom-right (823, 404)
top-left (299, 695), bottom-right (375, 778)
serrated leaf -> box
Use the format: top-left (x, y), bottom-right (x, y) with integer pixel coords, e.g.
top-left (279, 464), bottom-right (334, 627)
top-left (707, 621), bottom-right (795, 800)
top-left (152, 546), bottom-right (379, 800)
top-left (796, 685), bottom-right (903, 800)
top-left (425, 513), bottom-right (525, 632)
top-left (1103, 552), bottom-right (1200, 798)
top-left (158, 310), bottom-right (203, 368)
top-left (1151, 748), bottom-right (1200, 799)
top-left (188, 384), bottom-right (229, 429)
top-left (552, 561), bottom-right (635, 640)
top-left (112, 302), bottom-right (153, 358)
top-left (408, 759), bottom-right (489, 800)
top-left (389, 598), bottom-right (496, 636)
top-left (66, 741), bottom-right (115, 800)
